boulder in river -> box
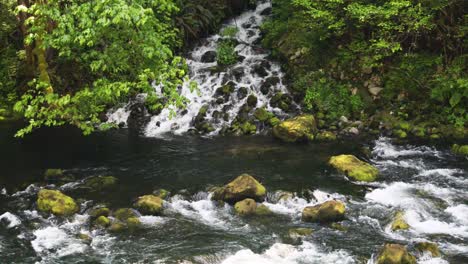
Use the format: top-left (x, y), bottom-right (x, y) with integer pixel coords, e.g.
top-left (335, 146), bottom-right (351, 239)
top-left (273, 115), bottom-right (317, 143)
top-left (329, 155), bottom-right (379, 182)
top-left (376, 244), bottom-right (416, 264)
top-left (134, 195), bottom-right (164, 215)
top-left (302, 200), bottom-right (345, 223)
top-left (37, 189), bottom-right (79, 216)
top-left (83, 176), bottom-right (118, 191)
top-left (415, 242), bottom-right (440, 257)
top-left (201, 50), bottom-right (217, 63)
top-left (94, 216), bottom-right (111, 227)
top-left (89, 207), bottom-right (110, 219)
top-left (212, 174), bottom-right (266, 204)
top-left (111, 208), bottom-right (141, 231)
top-left (391, 211), bottom-right (409, 231)
top-left (234, 198), bottom-right (257, 215)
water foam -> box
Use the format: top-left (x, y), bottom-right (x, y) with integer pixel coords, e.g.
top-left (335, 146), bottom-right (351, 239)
top-left (0, 212), bottom-right (21, 228)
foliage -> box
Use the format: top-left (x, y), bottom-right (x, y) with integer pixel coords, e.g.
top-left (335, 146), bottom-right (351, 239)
top-left (216, 26), bottom-right (239, 66)
top-left (221, 26), bottom-right (239, 38)
top-left (0, 0), bottom-right (18, 112)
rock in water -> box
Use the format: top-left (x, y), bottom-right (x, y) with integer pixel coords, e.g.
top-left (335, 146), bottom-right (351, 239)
top-left (415, 242), bottom-right (440, 257)
top-left (212, 174), bottom-right (266, 204)
top-left (376, 244), bottom-right (416, 264)
top-left (391, 211), bottom-right (409, 231)
top-left (302, 200), bottom-right (345, 223)
top-left (200, 51), bottom-right (217, 63)
top-left (134, 195), bottom-right (164, 215)
top-left (94, 216), bottom-right (111, 227)
top-left (37, 189), bottom-right (79, 216)
top-left (273, 115), bottom-right (317, 143)
top-left (234, 198), bottom-right (257, 215)
top-left (43, 169), bottom-right (63, 180)
top-left (329, 155), bottom-right (379, 182)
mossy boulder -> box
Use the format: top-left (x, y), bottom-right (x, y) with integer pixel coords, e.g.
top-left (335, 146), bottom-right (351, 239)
top-left (288, 228), bottom-right (313, 237)
top-left (212, 174), bottom-right (266, 204)
top-left (126, 217), bottom-right (141, 230)
top-left (255, 204), bottom-right (273, 216)
top-left (254, 108), bottom-right (273, 122)
top-left (451, 144), bottom-right (468, 156)
top-left (110, 208), bottom-right (141, 231)
top-left (89, 207), bottom-right (110, 219)
top-left (94, 216), bottom-right (111, 227)
top-left (329, 155), bottom-right (379, 182)
top-left (234, 198), bottom-right (257, 215)
top-left (316, 131), bottom-right (337, 141)
top-left (37, 189), bottom-right (79, 216)
top-left (43, 169), bottom-right (64, 180)
top-left (302, 200), bottom-right (345, 223)
top-left (83, 176), bottom-right (117, 191)
top-left (273, 115), bottom-right (316, 143)
top-left (134, 195), bottom-right (164, 215)
top-left (113, 208), bottom-right (138, 221)
top-left (391, 211), bottom-right (409, 231)
top-left (415, 242), bottom-right (440, 257)
top-left (376, 244), bottom-right (416, 264)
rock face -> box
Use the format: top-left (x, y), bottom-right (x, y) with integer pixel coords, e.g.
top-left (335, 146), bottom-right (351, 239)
top-left (134, 195), bottom-right (164, 215)
top-left (391, 211), bottom-right (409, 231)
top-left (302, 200), bottom-right (345, 223)
top-left (329, 155), bottom-right (379, 182)
top-left (234, 198), bottom-right (257, 215)
top-left (415, 242), bottom-right (440, 257)
top-left (273, 115), bottom-right (317, 143)
top-left (212, 174), bottom-right (266, 204)
top-left (376, 244), bottom-right (416, 264)
top-left (37, 189), bottom-right (79, 216)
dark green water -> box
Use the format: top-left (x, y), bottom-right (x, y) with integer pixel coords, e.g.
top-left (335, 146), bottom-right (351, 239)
top-left (0, 122), bottom-right (467, 263)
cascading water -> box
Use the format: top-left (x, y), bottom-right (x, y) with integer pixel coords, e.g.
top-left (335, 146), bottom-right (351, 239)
top-left (108, 1), bottom-right (296, 137)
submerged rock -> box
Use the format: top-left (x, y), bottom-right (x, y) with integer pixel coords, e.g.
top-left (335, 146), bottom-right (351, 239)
top-left (329, 155), bottom-right (379, 182)
top-left (302, 200), bottom-right (345, 223)
top-left (273, 115), bottom-right (317, 143)
top-left (212, 174), bottom-right (266, 204)
top-left (376, 244), bottom-right (416, 264)
top-left (37, 189), bottom-right (79, 216)
top-left (234, 198), bottom-right (257, 215)
top-left (43, 169), bottom-right (63, 180)
top-left (391, 211), bottom-right (409, 231)
top-left (451, 144), bottom-right (468, 156)
top-left (134, 195), bottom-right (164, 215)
top-left (110, 208), bottom-right (141, 232)
top-left (89, 207), bottom-right (110, 219)
top-left (288, 228), bottom-right (313, 237)
top-left (83, 176), bottom-right (118, 191)
top-left (415, 242), bottom-right (440, 257)
top-left (114, 208), bottom-right (138, 222)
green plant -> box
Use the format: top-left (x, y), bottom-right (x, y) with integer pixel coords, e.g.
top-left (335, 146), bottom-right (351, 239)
top-left (217, 40), bottom-right (238, 66)
top-left (221, 26), bottom-right (239, 38)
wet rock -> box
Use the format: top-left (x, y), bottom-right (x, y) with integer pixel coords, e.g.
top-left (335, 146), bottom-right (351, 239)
top-left (134, 195), bottom-right (164, 215)
top-left (329, 222), bottom-right (348, 231)
top-left (215, 83), bottom-right (235, 96)
top-left (391, 211), bottom-right (409, 231)
top-left (329, 155), bottom-right (379, 182)
top-left (254, 108), bottom-right (273, 122)
top-left (212, 174), bottom-right (266, 204)
top-left (127, 102), bottom-right (150, 133)
top-left (251, 64), bottom-right (268, 77)
top-left (260, 7), bottom-right (272, 16)
top-left (114, 208), bottom-right (138, 222)
top-left (451, 144), bottom-right (468, 156)
top-left (260, 76), bottom-right (280, 95)
top-left (415, 242), bottom-right (440, 257)
top-left (273, 115), bottom-right (317, 143)
top-left (347, 127), bottom-right (360, 136)
top-left (376, 244), bottom-right (416, 264)
top-left (270, 93), bottom-right (292, 111)
top-left (255, 204), bottom-right (273, 216)
top-left (89, 207), bottom-right (110, 219)
top-left (288, 228), bottom-right (313, 238)
top-left (37, 189), bottom-right (79, 216)
top-left (153, 189), bottom-right (170, 199)
top-left (316, 131), bottom-right (337, 141)
top-left (302, 200), bottom-right (345, 223)
top-left (94, 216), bottom-right (111, 227)
top-left (247, 95), bottom-right (258, 107)
top-left (201, 50), bottom-right (217, 63)
top-left (231, 67), bottom-right (245, 81)
top-left (109, 222), bottom-right (126, 233)
top-left (237, 87), bottom-right (248, 99)
top-left (234, 198), bottom-right (257, 215)
top-left (83, 176), bottom-right (118, 191)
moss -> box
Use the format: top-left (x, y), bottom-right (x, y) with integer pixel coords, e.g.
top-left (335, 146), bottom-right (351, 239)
top-left (288, 228), bottom-right (313, 237)
top-left (126, 217), bottom-right (141, 230)
top-left (134, 195), bottom-right (164, 215)
top-left (376, 244), bottom-right (416, 264)
top-left (394, 129), bottom-right (407, 139)
top-left (268, 117), bottom-right (280, 126)
top-left (84, 176), bottom-right (117, 191)
top-left (114, 208), bottom-right (138, 221)
top-left (391, 211), bottom-right (409, 231)
top-left (397, 121), bottom-right (411, 131)
top-left (254, 108), bottom-right (272, 122)
top-left (255, 204), bottom-right (273, 216)
top-left (44, 169), bottom-right (64, 180)
top-left (153, 189), bottom-right (169, 199)
top-left (94, 216), bottom-right (111, 227)
top-left (37, 189), bottom-right (79, 216)
top-left (212, 174), bottom-right (266, 204)
top-left (302, 200), bottom-right (345, 223)
top-left (247, 95), bottom-right (258, 107)
top-left (451, 144), bottom-right (468, 156)
top-left (240, 122), bottom-right (257, 135)
top-left (415, 242), bottom-right (440, 257)
top-left (412, 126), bottom-right (426, 137)
top-left (329, 155), bottom-right (379, 182)
top-left (273, 115), bottom-right (317, 142)
top-left (234, 198), bottom-right (257, 215)
top-left (89, 207), bottom-right (110, 219)
top-left (316, 131), bottom-right (337, 141)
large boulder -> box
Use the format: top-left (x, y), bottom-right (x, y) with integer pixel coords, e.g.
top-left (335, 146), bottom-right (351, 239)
top-left (37, 189), bottom-right (79, 216)
top-left (302, 200), bottom-right (345, 223)
top-left (329, 155), bottom-right (379, 182)
top-left (212, 174), bottom-right (266, 204)
top-left (376, 244), bottom-right (416, 264)
top-left (273, 115), bottom-right (317, 142)
top-left (134, 195), bottom-right (164, 215)
top-left (391, 211), bottom-right (409, 231)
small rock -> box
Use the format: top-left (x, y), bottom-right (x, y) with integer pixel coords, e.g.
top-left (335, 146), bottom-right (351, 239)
top-left (134, 195), bottom-right (164, 215)
top-left (376, 244), bottom-right (416, 264)
top-left (302, 200), bottom-right (345, 223)
top-left (234, 198), bottom-right (257, 215)
top-left (201, 51), bottom-right (217, 63)
top-left (329, 155), bottom-right (379, 182)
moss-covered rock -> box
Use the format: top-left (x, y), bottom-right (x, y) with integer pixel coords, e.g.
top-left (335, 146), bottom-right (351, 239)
top-left (255, 204), bottom-right (273, 216)
top-left (451, 144), bottom-right (468, 156)
top-left (44, 169), bottom-right (64, 180)
top-left (94, 216), bottom-right (111, 227)
top-left (247, 95), bottom-right (258, 107)
top-left (212, 174), bottom-right (266, 204)
top-left (83, 176), bottom-right (117, 191)
top-left (234, 198), bottom-right (257, 215)
top-left (37, 189), bottom-right (79, 216)
top-left (329, 155), bottom-right (379, 182)
top-left (254, 108), bottom-right (273, 122)
top-left (77, 233), bottom-right (92, 243)
top-left (391, 211), bottom-right (409, 231)
top-left (376, 244), bottom-right (416, 264)
top-left (114, 208), bottom-right (138, 222)
top-left (89, 207), bottom-right (110, 219)
top-left (415, 242), bottom-right (440, 257)
top-left (302, 200), bottom-right (345, 223)
top-left (240, 122), bottom-right (257, 135)
top-left (126, 217), bottom-right (141, 230)
top-left (273, 115), bottom-right (316, 142)
top-left (288, 228), bottom-right (313, 237)
top-left (268, 117), bottom-right (281, 127)
top-left (134, 195), bottom-right (164, 215)
top-left (316, 131), bottom-right (337, 141)
top-left (153, 189), bottom-right (169, 199)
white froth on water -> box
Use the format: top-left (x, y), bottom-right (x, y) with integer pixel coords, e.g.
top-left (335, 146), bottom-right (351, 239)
top-left (221, 241), bottom-right (355, 264)
top-left (445, 204), bottom-right (468, 225)
top-left (31, 226), bottom-right (87, 258)
top-left (0, 212), bottom-right (21, 228)
top-left (372, 137), bottom-right (441, 159)
top-left (139, 215), bottom-right (166, 227)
